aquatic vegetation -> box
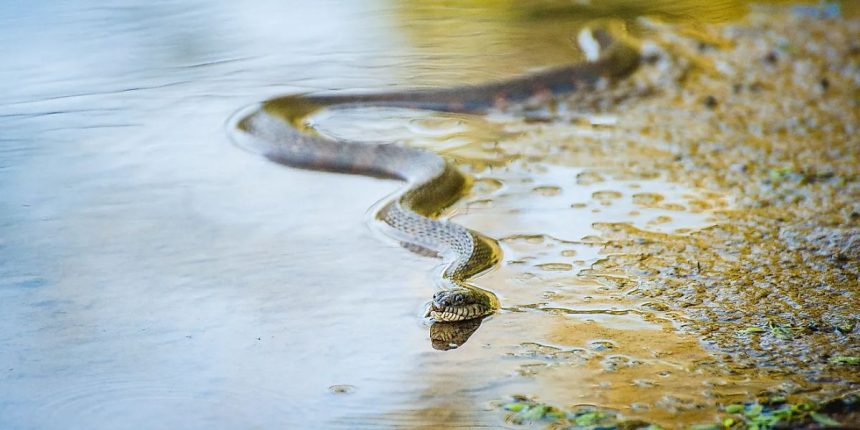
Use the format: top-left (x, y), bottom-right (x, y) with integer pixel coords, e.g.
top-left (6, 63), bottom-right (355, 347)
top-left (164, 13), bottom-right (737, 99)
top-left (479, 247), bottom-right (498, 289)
top-left (501, 396), bottom-right (655, 429)
top-left (499, 395), bottom-right (858, 429)
top-left (829, 356), bottom-right (859, 366)
top-left (714, 395), bottom-right (860, 429)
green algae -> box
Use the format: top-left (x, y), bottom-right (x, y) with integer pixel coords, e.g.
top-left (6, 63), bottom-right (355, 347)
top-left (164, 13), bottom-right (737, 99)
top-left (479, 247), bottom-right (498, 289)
top-left (715, 396), bottom-right (860, 429)
top-left (829, 356), bottom-right (860, 366)
top-left (501, 396), bottom-right (654, 429)
top-left (499, 395), bottom-right (857, 429)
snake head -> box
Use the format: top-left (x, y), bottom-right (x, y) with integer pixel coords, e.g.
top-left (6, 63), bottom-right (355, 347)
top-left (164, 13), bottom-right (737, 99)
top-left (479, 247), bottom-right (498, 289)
top-left (425, 288), bottom-right (494, 322)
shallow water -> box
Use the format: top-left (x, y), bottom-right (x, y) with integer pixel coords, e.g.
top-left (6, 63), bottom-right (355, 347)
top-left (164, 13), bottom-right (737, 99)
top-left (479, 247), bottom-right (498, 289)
top-left (2, 1), bottom-right (855, 429)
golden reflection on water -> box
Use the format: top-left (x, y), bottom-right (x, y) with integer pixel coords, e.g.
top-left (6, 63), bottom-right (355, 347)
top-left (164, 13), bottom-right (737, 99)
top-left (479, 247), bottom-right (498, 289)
top-left (391, 0), bottom-right (761, 86)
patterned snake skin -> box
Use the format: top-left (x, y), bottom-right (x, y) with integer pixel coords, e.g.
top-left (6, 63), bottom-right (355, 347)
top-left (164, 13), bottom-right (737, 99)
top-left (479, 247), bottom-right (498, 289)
top-left (229, 28), bottom-right (639, 347)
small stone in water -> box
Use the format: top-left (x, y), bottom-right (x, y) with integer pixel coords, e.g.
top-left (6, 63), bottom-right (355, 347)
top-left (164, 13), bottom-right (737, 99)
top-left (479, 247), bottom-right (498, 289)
top-left (328, 384), bottom-right (356, 394)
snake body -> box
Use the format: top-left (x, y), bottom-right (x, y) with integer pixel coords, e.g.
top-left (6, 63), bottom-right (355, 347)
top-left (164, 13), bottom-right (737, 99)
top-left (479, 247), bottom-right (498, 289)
top-left (231, 29), bottom-right (639, 324)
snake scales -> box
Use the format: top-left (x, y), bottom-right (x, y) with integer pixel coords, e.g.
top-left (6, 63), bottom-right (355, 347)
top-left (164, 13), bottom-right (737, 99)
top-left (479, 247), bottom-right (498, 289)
top-left (230, 28), bottom-right (639, 332)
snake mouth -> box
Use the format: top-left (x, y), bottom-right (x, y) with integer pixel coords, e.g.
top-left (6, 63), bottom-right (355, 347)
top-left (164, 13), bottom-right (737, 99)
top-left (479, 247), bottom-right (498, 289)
top-left (426, 303), bottom-right (491, 322)
top-left (425, 289), bottom-right (494, 322)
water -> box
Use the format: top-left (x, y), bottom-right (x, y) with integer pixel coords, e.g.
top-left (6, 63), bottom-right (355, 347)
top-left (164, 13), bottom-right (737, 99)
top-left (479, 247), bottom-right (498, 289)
top-left (0, 1), bottom-right (798, 429)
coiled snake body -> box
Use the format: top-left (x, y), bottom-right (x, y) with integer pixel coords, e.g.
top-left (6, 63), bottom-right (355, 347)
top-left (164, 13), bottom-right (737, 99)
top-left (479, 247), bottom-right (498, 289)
top-left (231, 29), bottom-right (638, 330)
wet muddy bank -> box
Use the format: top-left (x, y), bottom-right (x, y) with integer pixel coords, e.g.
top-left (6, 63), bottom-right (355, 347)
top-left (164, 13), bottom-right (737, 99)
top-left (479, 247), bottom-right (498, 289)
top-left (441, 4), bottom-right (858, 427)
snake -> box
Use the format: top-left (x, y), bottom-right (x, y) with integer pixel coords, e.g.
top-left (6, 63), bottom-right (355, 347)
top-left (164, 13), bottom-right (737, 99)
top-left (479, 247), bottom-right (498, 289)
top-left (229, 28), bottom-right (639, 328)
